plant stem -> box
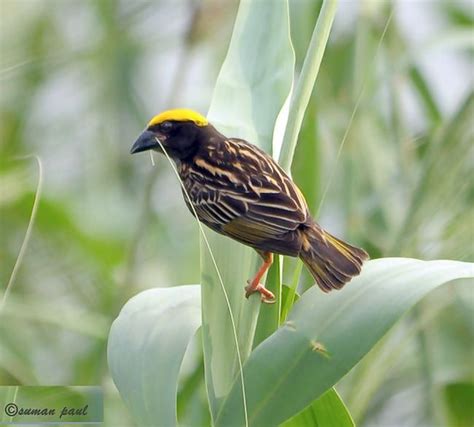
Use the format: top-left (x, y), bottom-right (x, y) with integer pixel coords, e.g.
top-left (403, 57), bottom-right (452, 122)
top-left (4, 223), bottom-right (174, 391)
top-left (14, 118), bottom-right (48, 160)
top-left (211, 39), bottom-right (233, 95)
top-left (279, 0), bottom-right (339, 172)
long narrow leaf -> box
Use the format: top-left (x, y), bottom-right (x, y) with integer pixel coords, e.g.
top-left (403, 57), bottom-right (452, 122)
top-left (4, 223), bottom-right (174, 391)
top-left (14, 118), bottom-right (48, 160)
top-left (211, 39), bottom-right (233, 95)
top-left (201, 0), bottom-right (295, 424)
top-left (279, 0), bottom-right (339, 172)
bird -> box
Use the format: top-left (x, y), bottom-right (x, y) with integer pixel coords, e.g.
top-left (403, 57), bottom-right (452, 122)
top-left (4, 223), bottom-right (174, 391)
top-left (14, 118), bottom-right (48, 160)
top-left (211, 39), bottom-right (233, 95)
top-left (131, 108), bottom-right (369, 303)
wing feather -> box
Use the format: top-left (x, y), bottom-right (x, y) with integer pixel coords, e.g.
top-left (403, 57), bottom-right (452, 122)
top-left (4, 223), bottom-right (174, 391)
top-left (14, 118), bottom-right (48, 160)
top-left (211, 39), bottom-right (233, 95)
top-left (179, 136), bottom-right (309, 253)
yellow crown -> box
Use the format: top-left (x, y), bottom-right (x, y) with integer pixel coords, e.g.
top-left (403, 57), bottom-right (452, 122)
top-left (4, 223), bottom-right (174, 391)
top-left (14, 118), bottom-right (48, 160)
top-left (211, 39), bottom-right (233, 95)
top-left (147, 109), bottom-right (208, 127)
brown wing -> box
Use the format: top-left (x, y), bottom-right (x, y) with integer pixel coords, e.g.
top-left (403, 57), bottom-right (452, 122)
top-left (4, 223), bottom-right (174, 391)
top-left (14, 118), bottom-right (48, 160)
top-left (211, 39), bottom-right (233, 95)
top-left (180, 136), bottom-right (309, 256)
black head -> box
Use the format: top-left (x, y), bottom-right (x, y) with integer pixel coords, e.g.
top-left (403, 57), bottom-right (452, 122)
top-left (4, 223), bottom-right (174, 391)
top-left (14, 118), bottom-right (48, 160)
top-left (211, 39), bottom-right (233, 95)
top-left (130, 109), bottom-right (209, 161)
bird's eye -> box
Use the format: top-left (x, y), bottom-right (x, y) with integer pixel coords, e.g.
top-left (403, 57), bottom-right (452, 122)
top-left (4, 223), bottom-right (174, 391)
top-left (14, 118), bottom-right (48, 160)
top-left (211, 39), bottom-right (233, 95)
top-left (160, 121), bottom-right (173, 132)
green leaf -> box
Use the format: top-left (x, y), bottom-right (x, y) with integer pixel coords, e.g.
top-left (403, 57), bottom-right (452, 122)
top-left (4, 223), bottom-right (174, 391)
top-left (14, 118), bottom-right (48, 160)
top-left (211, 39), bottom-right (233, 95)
top-left (107, 285), bottom-right (201, 427)
top-left (280, 261), bottom-right (303, 324)
top-left (202, 0), bottom-right (295, 424)
top-left (408, 65), bottom-right (442, 125)
top-left (279, 0), bottom-right (339, 171)
top-left (253, 256), bottom-right (282, 348)
top-left (442, 382), bottom-right (474, 427)
top-left (281, 388), bottom-right (354, 427)
top-left (391, 94), bottom-right (473, 258)
top-left (216, 258), bottom-right (474, 427)
top-left (292, 99), bottom-right (320, 214)
top-left (207, 2), bottom-right (294, 151)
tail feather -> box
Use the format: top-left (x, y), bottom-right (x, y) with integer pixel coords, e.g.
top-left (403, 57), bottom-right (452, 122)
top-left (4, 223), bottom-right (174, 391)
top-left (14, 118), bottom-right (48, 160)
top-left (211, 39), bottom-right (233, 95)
top-left (299, 225), bottom-right (369, 292)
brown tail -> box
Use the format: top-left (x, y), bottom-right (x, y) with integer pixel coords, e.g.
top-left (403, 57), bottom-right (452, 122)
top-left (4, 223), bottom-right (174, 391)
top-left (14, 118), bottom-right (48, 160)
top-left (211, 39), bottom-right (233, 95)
top-left (299, 224), bottom-right (369, 292)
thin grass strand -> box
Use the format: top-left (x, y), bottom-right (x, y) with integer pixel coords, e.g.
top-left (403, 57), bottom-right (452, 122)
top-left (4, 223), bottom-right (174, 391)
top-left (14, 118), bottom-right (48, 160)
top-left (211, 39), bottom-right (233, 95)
top-left (1, 155), bottom-right (44, 314)
top-left (316, 10), bottom-right (394, 217)
top-left (156, 140), bottom-right (249, 427)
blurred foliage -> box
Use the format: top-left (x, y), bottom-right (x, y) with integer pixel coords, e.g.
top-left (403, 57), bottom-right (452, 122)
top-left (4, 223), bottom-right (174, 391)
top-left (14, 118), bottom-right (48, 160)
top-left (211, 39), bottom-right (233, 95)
top-left (0, 0), bottom-right (472, 426)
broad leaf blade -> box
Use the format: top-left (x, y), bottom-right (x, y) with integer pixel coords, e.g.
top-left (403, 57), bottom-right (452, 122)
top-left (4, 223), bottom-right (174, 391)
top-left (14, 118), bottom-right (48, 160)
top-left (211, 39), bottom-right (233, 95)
top-left (107, 286), bottom-right (201, 427)
top-left (208, 2), bottom-right (294, 150)
top-left (216, 258), bottom-right (474, 426)
top-left (202, 0), bottom-right (295, 424)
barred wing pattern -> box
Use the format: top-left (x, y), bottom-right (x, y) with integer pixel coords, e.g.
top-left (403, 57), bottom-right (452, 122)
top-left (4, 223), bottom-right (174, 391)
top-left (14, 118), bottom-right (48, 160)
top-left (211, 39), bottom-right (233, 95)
top-left (179, 138), bottom-right (309, 256)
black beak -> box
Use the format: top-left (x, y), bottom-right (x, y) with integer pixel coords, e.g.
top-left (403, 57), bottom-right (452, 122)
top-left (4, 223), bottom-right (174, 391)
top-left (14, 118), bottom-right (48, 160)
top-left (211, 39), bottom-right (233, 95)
top-left (130, 130), bottom-right (161, 154)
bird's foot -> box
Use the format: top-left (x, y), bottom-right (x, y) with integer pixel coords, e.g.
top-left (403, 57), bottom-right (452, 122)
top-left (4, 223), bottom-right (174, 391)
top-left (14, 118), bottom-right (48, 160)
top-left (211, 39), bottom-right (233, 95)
top-left (245, 280), bottom-right (276, 304)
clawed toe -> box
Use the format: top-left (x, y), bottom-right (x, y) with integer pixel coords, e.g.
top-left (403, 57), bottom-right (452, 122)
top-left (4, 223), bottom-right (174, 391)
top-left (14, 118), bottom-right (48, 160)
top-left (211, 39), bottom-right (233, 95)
top-left (245, 281), bottom-right (276, 304)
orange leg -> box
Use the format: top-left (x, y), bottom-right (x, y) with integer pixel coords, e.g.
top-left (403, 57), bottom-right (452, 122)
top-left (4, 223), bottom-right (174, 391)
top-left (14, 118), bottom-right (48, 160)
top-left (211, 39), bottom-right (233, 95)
top-left (245, 252), bottom-right (275, 304)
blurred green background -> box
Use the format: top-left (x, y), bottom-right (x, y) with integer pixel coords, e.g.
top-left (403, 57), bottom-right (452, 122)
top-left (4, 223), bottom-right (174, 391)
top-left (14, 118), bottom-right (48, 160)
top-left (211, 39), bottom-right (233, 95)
top-left (1, 0), bottom-right (472, 426)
